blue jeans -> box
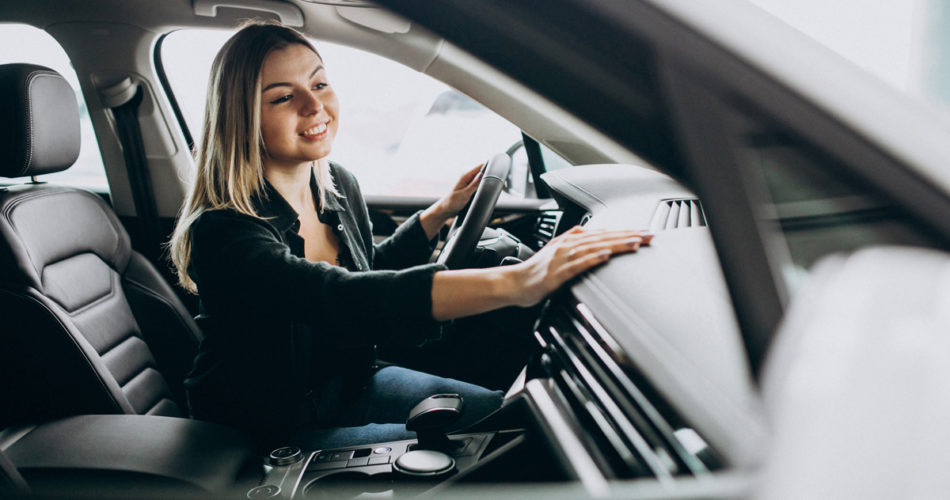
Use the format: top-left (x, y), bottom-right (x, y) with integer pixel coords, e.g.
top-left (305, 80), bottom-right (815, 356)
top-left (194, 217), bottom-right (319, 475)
top-left (291, 366), bottom-right (504, 450)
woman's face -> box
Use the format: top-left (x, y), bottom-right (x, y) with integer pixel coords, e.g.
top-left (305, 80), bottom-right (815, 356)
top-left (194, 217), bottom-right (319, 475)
top-left (259, 43), bottom-right (339, 170)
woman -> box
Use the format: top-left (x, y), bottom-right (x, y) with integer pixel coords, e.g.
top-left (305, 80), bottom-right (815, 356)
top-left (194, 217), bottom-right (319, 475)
top-left (169, 21), bottom-right (650, 449)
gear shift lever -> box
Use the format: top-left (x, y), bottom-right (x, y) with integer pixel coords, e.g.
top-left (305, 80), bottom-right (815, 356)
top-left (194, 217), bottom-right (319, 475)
top-left (406, 393), bottom-right (464, 451)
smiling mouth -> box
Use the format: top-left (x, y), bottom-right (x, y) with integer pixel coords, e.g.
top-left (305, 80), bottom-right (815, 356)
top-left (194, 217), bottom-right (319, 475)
top-left (301, 122), bottom-right (328, 137)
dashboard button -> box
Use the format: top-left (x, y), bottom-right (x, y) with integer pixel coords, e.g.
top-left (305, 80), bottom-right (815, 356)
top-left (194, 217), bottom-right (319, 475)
top-left (268, 446), bottom-right (302, 466)
top-left (329, 450), bottom-right (353, 462)
top-left (310, 461), bottom-right (348, 471)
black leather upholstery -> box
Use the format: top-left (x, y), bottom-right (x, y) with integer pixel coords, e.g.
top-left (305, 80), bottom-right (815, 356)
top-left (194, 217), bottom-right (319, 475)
top-left (4, 415), bottom-right (257, 495)
top-left (0, 63), bottom-right (80, 177)
top-left (0, 64), bottom-right (202, 426)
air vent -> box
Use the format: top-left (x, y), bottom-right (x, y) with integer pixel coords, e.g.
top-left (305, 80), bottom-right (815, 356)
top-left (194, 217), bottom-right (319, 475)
top-left (650, 199), bottom-right (706, 232)
top-left (534, 211), bottom-right (562, 248)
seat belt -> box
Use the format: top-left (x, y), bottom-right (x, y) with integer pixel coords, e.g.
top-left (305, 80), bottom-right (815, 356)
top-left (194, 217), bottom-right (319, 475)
top-left (101, 77), bottom-right (163, 261)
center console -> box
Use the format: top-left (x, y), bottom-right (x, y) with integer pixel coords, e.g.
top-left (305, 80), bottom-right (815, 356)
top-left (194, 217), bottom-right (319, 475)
top-left (249, 393), bottom-right (529, 499)
top-left (2, 380), bottom-right (567, 499)
top-left (253, 431), bottom-right (513, 499)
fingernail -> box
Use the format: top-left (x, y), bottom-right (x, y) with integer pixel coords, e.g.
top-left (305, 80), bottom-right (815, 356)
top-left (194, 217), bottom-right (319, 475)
top-left (599, 250), bottom-right (610, 260)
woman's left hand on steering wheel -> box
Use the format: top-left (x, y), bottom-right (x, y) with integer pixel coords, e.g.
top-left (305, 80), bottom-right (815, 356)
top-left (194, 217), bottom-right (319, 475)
top-left (441, 164), bottom-right (484, 216)
top-left (420, 164), bottom-right (483, 240)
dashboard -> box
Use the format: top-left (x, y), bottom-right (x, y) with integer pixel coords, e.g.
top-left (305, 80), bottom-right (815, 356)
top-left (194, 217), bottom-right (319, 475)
top-left (542, 164), bottom-right (766, 470)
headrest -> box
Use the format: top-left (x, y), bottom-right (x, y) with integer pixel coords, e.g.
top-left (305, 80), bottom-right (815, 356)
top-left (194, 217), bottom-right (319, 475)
top-left (0, 63), bottom-right (81, 178)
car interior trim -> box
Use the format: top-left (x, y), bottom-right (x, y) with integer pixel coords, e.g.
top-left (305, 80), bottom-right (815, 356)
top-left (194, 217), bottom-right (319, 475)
top-left (657, 62), bottom-right (789, 378)
top-left (544, 317), bottom-right (673, 478)
top-left (192, 0), bottom-right (304, 26)
top-left (523, 379), bottom-right (610, 497)
top-left (570, 304), bottom-right (711, 475)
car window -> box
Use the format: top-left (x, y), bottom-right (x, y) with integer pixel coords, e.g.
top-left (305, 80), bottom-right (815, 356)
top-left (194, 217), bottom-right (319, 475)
top-left (726, 106), bottom-right (941, 292)
top-left (505, 137), bottom-right (571, 199)
top-left (746, 0), bottom-right (950, 122)
top-left (0, 24), bottom-right (109, 192)
top-left (159, 29), bottom-right (523, 198)
top-left (716, 2), bottom-right (950, 293)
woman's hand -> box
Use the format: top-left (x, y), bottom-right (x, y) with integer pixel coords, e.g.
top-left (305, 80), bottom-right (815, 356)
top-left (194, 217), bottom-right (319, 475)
top-left (439, 164), bottom-right (483, 217)
top-left (507, 226), bottom-right (653, 307)
top-left (429, 226), bottom-right (652, 321)
top-left (420, 164), bottom-right (483, 240)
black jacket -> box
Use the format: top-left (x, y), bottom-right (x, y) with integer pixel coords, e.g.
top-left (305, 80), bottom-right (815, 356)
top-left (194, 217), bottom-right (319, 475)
top-left (184, 163), bottom-right (445, 439)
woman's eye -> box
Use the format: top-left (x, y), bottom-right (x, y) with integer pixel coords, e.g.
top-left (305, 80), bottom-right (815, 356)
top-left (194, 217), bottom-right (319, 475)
top-left (313, 82), bottom-right (328, 91)
top-left (270, 95), bottom-right (292, 104)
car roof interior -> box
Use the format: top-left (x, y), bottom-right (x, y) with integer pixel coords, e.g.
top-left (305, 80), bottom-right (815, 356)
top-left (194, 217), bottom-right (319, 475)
top-left (0, 0), bottom-right (644, 220)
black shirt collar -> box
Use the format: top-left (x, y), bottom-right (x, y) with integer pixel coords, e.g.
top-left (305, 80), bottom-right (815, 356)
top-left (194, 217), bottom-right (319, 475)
top-left (255, 166), bottom-right (344, 234)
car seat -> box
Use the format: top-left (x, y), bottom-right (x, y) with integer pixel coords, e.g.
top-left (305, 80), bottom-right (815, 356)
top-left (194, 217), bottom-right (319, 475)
top-left (0, 63), bottom-right (201, 426)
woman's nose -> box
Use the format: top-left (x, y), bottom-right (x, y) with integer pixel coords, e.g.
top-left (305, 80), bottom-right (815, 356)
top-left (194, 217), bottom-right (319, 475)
top-left (300, 91), bottom-right (323, 115)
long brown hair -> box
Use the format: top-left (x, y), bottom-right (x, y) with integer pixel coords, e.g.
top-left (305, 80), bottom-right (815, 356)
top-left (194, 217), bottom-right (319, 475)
top-left (170, 20), bottom-right (339, 292)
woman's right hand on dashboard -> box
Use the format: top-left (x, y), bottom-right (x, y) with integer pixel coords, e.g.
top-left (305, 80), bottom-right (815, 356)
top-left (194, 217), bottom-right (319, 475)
top-left (507, 226), bottom-right (652, 308)
top-left (430, 226), bottom-right (651, 321)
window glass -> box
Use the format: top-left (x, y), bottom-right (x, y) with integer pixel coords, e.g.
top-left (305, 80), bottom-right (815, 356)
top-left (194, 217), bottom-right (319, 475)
top-left (540, 145), bottom-right (572, 172)
top-left (160, 29), bottom-right (523, 198)
top-left (746, 0), bottom-right (950, 121)
top-left (507, 141), bottom-right (531, 197)
top-left (726, 107), bottom-right (940, 291)
top-left (506, 139), bottom-right (571, 198)
top-left (0, 24), bottom-right (109, 191)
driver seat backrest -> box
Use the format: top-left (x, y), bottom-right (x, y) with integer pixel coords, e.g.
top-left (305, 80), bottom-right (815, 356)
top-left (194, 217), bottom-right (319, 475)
top-left (0, 63), bottom-right (201, 426)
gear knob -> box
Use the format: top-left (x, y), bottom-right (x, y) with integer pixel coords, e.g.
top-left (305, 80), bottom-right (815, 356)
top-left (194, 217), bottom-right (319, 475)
top-left (406, 394), bottom-right (464, 450)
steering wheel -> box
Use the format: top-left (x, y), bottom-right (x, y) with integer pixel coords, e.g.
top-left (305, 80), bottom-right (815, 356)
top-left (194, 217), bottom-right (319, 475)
top-left (436, 153), bottom-right (512, 269)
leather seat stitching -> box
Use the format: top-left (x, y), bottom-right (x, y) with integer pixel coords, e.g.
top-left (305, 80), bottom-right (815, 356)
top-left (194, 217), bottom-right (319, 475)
top-left (145, 399), bottom-right (177, 415)
top-left (19, 71), bottom-right (70, 175)
top-left (101, 335), bottom-right (152, 386)
top-left (21, 70), bottom-right (44, 175)
top-left (41, 258), bottom-right (118, 315)
top-left (1, 189), bottom-right (124, 280)
top-left (95, 331), bottom-right (148, 372)
top-left (122, 367), bottom-right (169, 413)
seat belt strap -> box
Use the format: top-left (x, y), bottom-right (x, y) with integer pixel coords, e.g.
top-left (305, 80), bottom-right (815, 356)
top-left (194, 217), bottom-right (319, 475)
top-left (103, 78), bottom-right (163, 260)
